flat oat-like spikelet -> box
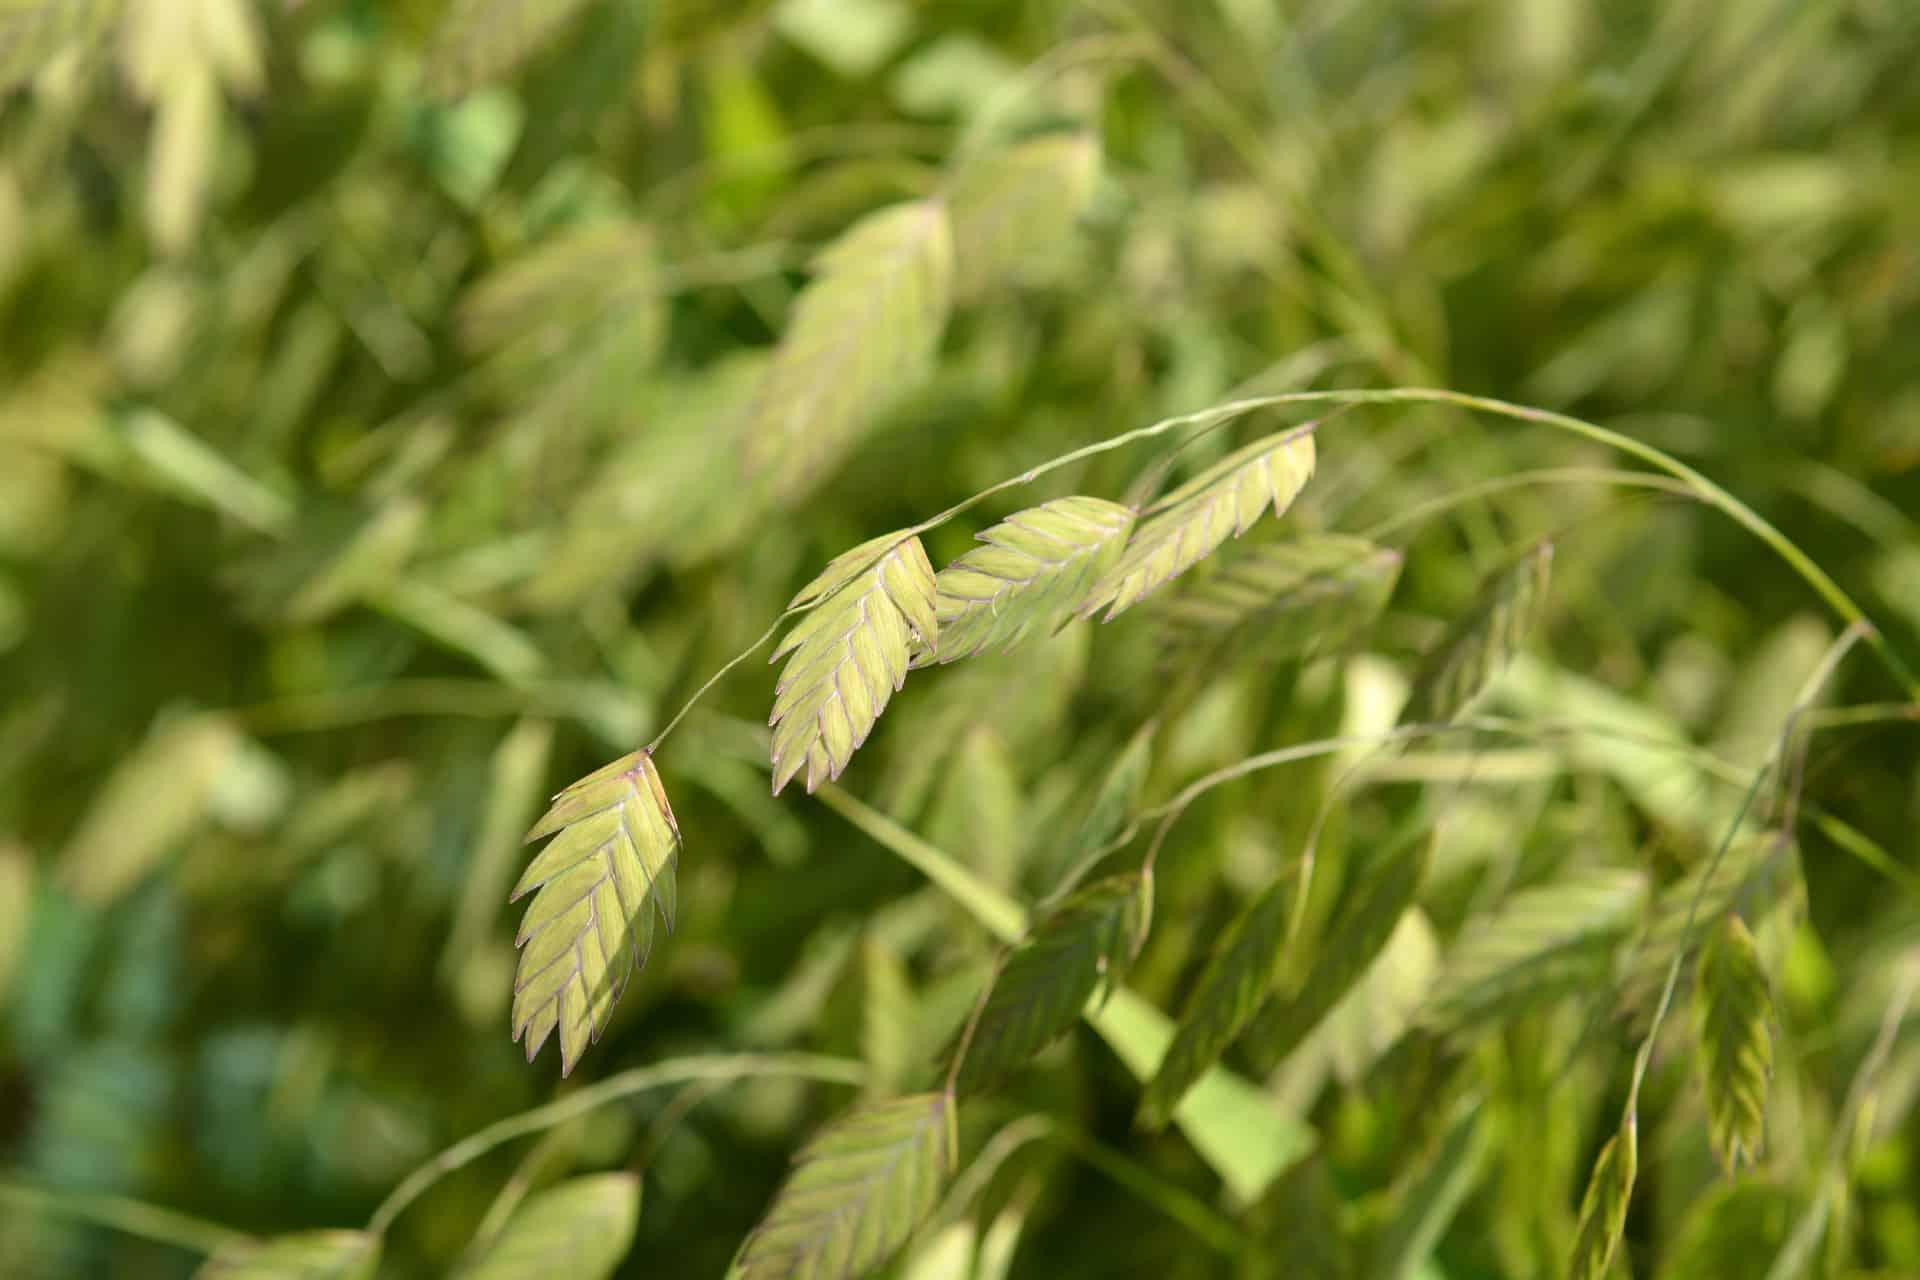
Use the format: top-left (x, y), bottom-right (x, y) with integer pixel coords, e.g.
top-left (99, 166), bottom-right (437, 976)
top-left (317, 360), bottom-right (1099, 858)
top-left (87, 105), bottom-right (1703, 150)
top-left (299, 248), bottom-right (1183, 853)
top-left (1693, 913), bottom-right (1774, 1173)
top-left (738, 1093), bottom-right (952, 1280)
top-left (926, 495), bottom-right (1133, 662)
top-left (195, 1230), bottom-right (380, 1280)
top-left (770, 533), bottom-right (938, 795)
top-left (509, 749), bottom-right (681, 1077)
top-left (461, 1174), bottom-right (640, 1280)
top-left (946, 132), bottom-right (1100, 300)
top-left (1400, 540), bottom-right (1553, 725)
top-left (1082, 431), bottom-right (1317, 621)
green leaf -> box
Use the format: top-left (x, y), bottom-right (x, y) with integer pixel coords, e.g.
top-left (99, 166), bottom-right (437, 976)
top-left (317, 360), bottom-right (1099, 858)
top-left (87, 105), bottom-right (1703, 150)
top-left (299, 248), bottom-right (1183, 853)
top-left (1241, 837), bottom-right (1430, 1076)
top-left (1082, 432), bottom-right (1318, 621)
top-left (770, 534), bottom-right (938, 795)
top-left (738, 1092), bottom-right (953, 1280)
top-left (459, 1173), bottom-right (640, 1280)
top-left (1568, 1116), bottom-right (1637, 1280)
top-left (744, 200), bottom-right (953, 501)
top-left (1694, 914), bottom-right (1774, 1174)
top-left (510, 749), bottom-right (682, 1077)
top-left (421, 0), bottom-right (601, 98)
top-left (924, 496), bottom-right (1133, 662)
top-left (951, 873), bottom-right (1147, 1094)
top-left (947, 133), bottom-right (1100, 300)
top-left (1153, 534), bottom-right (1401, 670)
top-left (1140, 874), bottom-right (1295, 1130)
top-left (1400, 540), bottom-right (1554, 725)
top-left (1423, 867), bottom-right (1648, 1033)
top-left (195, 1230), bottom-right (380, 1280)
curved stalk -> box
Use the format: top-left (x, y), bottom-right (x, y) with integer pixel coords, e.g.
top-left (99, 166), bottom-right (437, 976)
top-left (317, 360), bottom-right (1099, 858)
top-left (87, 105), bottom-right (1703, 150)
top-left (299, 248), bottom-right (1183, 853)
top-left (366, 1052), bottom-right (865, 1237)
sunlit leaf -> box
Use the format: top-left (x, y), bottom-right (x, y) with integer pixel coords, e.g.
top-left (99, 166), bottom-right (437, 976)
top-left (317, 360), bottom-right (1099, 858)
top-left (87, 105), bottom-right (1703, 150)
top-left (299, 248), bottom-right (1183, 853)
top-left (1401, 540), bottom-right (1553, 725)
top-left (195, 1230), bottom-right (379, 1280)
top-left (1694, 914), bottom-right (1774, 1173)
top-left (770, 534), bottom-right (938, 795)
top-left (951, 873), bottom-right (1147, 1094)
top-left (924, 496), bottom-right (1133, 662)
top-left (744, 200), bottom-right (953, 501)
top-left (1568, 1116), bottom-right (1637, 1280)
top-left (1141, 873), bottom-right (1294, 1129)
top-left (1082, 432), bottom-right (1317, 621)
top-left (1319, 908), bottom-right (1440, 1084)
top-left (738, 1092), bottom-right (953, 1280)
top-left (511, 749), bottom-right (681, 1077)
top-left (459, 1174), bottom-right (640, 1280)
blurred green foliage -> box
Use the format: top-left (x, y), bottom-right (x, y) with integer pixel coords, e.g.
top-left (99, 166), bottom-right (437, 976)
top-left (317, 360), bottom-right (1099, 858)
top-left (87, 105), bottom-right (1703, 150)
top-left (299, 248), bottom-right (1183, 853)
top-left (2, 0), bottom-right (1920, 1277)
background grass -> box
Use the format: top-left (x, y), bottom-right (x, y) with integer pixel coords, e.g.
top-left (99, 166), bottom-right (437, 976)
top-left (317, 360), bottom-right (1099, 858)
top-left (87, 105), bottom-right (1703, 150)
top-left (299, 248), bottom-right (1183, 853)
top-left (3, 1), bottom-right (1920, 1276)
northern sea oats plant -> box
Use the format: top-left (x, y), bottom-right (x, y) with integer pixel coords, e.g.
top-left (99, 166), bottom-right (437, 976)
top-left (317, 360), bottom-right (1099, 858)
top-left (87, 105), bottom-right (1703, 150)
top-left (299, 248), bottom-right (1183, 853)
top-left (3, 2), bottom-right (1920, 1279)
